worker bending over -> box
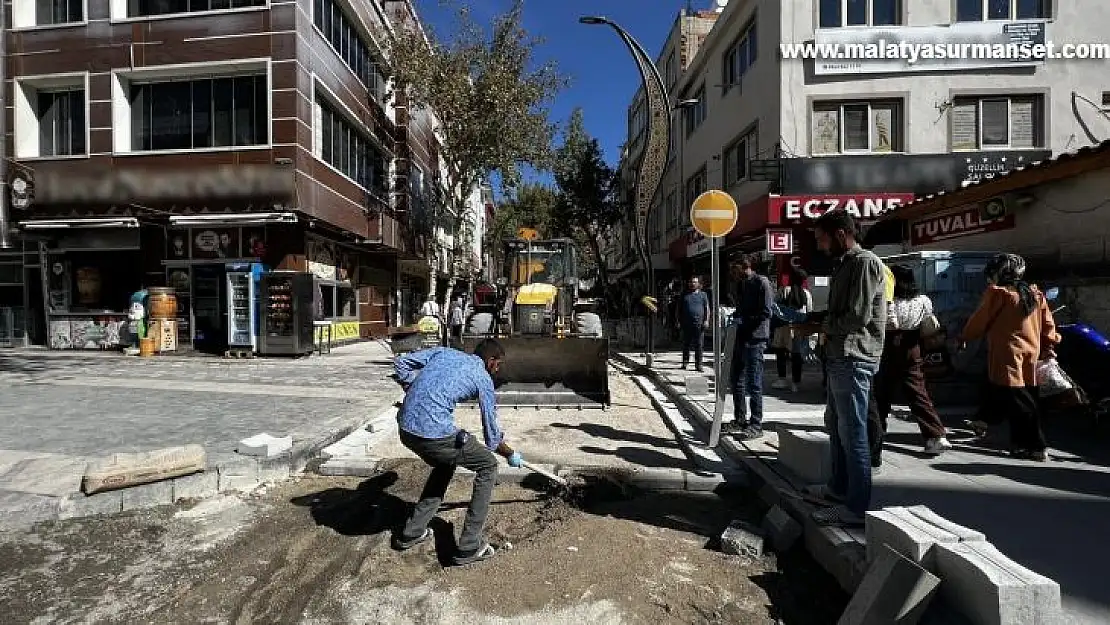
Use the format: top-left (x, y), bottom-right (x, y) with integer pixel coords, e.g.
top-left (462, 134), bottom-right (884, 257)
top-left (391, 339), bottom-right (524, 565)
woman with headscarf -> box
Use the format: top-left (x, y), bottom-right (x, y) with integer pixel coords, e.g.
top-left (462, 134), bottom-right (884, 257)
top-left (959, 254), bottom-right (1060, 462)
top-left (872, 265), bottom-right (951, 456)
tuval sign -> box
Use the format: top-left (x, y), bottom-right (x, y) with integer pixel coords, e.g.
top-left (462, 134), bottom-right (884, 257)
top-left (911, 208), bottom-right (1016, 245)
top-left (771, 194), bottom-right (916, 223)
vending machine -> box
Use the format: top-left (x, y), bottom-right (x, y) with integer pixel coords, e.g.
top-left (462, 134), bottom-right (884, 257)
top-left (226, 262), bottom-right (264, 351)
top-left (258, 271), bottom-right (315, 356)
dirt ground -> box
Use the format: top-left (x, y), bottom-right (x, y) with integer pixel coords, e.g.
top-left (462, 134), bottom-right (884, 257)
top-left (0, 459), bottom-right (846, 624)
top-left (374, 373), bottom-right (693, 470)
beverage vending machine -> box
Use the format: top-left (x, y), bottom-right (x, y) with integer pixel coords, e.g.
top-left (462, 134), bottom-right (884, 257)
top-left (258, 271), bottom-right (315, 356)
top-left (226, 262), bottom-right (264, 353)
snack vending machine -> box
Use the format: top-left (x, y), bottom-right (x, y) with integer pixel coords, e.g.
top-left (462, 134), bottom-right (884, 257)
top-left (226, 263), bottom-right (264, 351)
top-left (258, 272), bottom-right (315, 356)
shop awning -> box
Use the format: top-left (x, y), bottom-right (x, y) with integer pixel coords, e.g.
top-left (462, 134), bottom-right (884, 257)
top-left (19, 218), bottom-right (140, 230)
top-left (168, 212), bottom-right (299, 227)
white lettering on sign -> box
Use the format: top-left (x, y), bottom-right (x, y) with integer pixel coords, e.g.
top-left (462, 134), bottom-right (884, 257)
top-left (782, 197), bottom-right (906, 221)
top-left (914, 211), bottom-right (987, 239)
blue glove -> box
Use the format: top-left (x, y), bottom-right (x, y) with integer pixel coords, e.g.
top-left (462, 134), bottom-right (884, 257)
top-left (508, 451), bottom-right (524, 468)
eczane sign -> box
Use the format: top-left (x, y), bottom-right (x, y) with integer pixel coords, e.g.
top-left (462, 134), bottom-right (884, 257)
top-left (771, 194), bottom-right (916, 223)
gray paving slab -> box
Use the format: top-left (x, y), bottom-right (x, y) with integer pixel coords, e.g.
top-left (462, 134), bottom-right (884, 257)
top-left (621, 349), bottom-right (1110, 624)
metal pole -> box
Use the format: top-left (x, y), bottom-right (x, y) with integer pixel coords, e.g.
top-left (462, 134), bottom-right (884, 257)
top-left (0, 0), bottom-right (13, 249)
top-left (708, 237), bottom-right (723, 447)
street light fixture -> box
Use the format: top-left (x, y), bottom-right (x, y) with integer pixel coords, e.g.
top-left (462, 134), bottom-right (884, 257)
top-left (580, 14), bottom-right (673, 369)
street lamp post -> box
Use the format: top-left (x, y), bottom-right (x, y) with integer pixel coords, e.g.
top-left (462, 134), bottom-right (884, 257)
top-left (580, 15), bottom-right (673, 368)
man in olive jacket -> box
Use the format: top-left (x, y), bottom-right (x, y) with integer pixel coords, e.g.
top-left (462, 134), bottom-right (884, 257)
top-left (808, 210), bottom-right (886, 528)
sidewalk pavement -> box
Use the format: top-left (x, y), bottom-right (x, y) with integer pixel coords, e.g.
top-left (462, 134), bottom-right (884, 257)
top-left (618, 349), bottom-right (1110, 624)
top-left (0, 341), bottom-right (402, 528)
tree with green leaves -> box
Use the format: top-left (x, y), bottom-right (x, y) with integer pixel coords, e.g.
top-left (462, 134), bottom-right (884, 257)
top-left (387, 0), bottom-right (565, 308)
top-left (552, 108), bottom-right (624, 291)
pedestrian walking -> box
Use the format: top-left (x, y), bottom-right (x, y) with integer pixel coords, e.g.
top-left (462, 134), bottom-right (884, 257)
top-left (723, 255), bottom-right (774, 440)
top-left (449, 297), bottom-right (465, 343)
top-left (959, 254), bottom-right (1059, 462)
top-left (419, 295), bottom-right (441, 321)
top-left (807, 210), bottom-right (886, 527)
top-left (391, 339), bottom-right (525, 565)
top-left (872, 265), bottom-right (952, 457)
top-left (771, 268), bottom-right (813, 393)
top-left (679, 276), bottom-right (710, 371)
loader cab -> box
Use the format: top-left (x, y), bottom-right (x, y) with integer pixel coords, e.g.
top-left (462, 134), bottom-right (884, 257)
top-left (505, 238), bottom-right (577, 293)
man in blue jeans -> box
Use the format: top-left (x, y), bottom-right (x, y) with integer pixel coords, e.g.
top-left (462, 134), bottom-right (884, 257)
top-left (807, 210), bottom-right (887, 527)
top-left (723, 255), bottom-right (774, 440)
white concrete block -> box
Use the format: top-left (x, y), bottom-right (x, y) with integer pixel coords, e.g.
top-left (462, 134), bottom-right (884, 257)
top-left (721, 519), bottom-right (764, 558)
top-left (866, 509), bottom-right (961, 571)
top-left (934, 541), bottom-right (1062, 625)
top-left (686, 375), bottom-right (710, 397)
top-left (236, 433), bottom-right (293, 458)
top-left (903, 505), bottom-right (986, 542)
top-left (761, 505), bottom-right (802, 553)
top-left (778, 429), bottom-right (831, 485)
top-left (839, 544), bottom-right (941, 625)
top-left (317, 458), bottom-right (380, 477)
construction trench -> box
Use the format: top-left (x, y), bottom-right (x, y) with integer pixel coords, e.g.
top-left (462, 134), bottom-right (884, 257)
top-left (0, 366), bottom-right (851, 624)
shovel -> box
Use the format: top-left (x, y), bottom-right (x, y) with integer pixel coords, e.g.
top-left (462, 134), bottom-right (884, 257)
top-left (517, 460), bottom-right (568, 487)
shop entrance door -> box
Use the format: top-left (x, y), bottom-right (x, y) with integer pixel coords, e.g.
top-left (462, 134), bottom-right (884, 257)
top-left (192, 264), bottom-right (228, 354)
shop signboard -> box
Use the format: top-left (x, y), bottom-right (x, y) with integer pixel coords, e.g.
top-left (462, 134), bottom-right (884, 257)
top-left (770, 193), bottom-right (915, 224)
top-left (781, 150), bottom-right (1050, 196)
top-left (813, 20), bottom-right (1047, 76)
top-left (191, 228), bottom-right (239, 260)
top-left (910, 208), bottom-right (1016, 245)
top-left (767, 230), bottom-right (793, 254)
top-left (307, 238), bottom-right (337, 280)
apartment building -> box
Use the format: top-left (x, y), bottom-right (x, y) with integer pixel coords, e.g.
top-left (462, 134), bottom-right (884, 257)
top-left (0, 0), bottom-right (479, 348)
top-left (618, 0), bottom-right (1110, 284)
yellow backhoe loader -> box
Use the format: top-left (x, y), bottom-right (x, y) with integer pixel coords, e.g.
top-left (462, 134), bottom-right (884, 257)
top-left (461, 229), bottom-right (610, 409)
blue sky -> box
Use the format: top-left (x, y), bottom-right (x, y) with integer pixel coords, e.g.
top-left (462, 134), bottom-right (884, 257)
top-left (414, 0), bottom-right (698, 169)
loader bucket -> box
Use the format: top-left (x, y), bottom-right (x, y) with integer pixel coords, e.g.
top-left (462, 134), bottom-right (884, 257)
top-left (459, 336), bottom-right (611, 409)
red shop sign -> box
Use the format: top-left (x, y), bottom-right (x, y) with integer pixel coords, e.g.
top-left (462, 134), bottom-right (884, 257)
top-left (770, 193), bottom-right (916, 224)
top-left (910, 209), bottom-right (1016, 245)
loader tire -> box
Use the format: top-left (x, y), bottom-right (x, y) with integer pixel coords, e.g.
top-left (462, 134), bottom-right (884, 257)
top-left (467, 312), bottom-right (494, 336)
top-left (576, 312), bottom-right (603, 338)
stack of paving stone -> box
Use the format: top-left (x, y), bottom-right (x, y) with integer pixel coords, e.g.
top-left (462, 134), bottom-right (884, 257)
top-left (845, 504), bottom-right (1062, 625)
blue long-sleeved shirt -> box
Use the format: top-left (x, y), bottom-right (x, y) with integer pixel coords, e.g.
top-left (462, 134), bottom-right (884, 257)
top-left (394, 347), bottom-right (504, 450)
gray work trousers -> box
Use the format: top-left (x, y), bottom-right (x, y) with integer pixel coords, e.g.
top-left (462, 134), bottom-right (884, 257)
top-left (399, 430), bottom-right (499, 553)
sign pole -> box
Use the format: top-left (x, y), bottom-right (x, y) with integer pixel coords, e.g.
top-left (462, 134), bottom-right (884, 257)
top-left (708, 236), bottom-right (723, 447)
top-left (688, 190), bottom-right (738, 449)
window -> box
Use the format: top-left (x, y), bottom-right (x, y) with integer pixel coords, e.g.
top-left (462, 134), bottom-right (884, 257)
top-left (130, 75), bottom-right (267, 151)
top-left (33, 0), bottom-right (84, 24)
top-left (314, 0), bottom-right (388, 103)
top-left (811, 99), bottom-right (903, 154)
top-left (684, 166), bottom-right (707, 211)
top-left (723, 126), bottom-right (758, 187)
top-left (950, 95), bottom-right (1045, 150)
top-left (664, 52), bottom-right (677, 90)
top-left (1102, 92), bottom-right (1110, 108)
top-left (665, 191), bottom-right (678, 227)
top-left (956, 0), bottom-right (1049, 21)
top-left (37, 90), bottom-right (86, 157)
top-left (722, 17), bottom-right (757, 93)
top-left (127, 0), bottom-right (263, 17)
top-left (819, 0), bottom-right (901, 27)
top-left (317, 97), bottom-right (388, 194)
top-left (684, 86), bottom-right (707, 137)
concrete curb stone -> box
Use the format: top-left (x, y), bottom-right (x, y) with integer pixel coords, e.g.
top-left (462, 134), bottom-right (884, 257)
top-left (933, 540), bottom-right (1062, 625)
top-left (839, 544), bottom-right (941, 625)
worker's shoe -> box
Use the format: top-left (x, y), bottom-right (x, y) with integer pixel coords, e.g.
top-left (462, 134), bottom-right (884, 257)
top-left (391, 528), bottom-right (433, 551)
top-left (452, 542), bottom-right (496, 566)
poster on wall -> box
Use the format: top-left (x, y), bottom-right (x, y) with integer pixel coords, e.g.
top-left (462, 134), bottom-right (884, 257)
top-left (307, 238), bottom-right (337, 280)
top-left (168, 231), bottom-right (189, 259)
top-left (242, 228), bottom-right (267, 259)
top-left (191, 228), bottom-right (240, 260)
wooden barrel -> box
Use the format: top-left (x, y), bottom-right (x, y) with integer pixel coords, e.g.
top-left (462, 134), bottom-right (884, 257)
top-left (138, 337), bottom-right (157, 357)
top-left (147, 287), bottom-right (177, 320)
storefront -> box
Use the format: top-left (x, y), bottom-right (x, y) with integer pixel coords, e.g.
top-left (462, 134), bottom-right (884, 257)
top-left (22, 219), bottom-right (147, 350)
top-left (0, 239), bottom-right (42, 347)
top-left (305, 234), bottom-right (362, 344)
